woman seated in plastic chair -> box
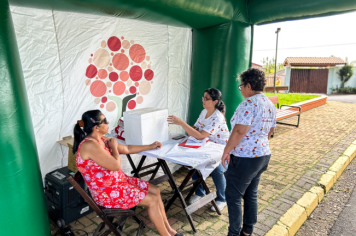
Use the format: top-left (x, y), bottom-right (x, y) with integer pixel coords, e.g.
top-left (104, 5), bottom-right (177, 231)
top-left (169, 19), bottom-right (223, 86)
top-left (167, 88), bottom-right (229, 211)
top-left (73, 110), bottom-right (184, 236)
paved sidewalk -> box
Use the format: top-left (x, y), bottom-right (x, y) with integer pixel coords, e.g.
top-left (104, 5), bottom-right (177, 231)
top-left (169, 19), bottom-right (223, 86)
top-left (50, 101), bottom-right (356, 236)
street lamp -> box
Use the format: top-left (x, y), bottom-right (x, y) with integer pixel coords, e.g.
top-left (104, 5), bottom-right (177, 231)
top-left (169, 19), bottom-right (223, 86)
top-left (273, 28), bottom-right (281, 94)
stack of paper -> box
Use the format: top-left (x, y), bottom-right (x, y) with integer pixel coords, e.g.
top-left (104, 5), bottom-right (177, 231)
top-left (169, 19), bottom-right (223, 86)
top-left (185, 136), bottom-right (209, 147)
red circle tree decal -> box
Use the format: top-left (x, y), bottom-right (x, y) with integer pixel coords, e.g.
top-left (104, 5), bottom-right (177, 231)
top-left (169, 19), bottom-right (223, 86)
top-left (84, 36), bottom-right (154, 122)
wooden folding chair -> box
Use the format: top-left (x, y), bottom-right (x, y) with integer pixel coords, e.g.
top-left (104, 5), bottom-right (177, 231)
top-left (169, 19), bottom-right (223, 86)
top-left (67, 172), bottom-right (145, 236)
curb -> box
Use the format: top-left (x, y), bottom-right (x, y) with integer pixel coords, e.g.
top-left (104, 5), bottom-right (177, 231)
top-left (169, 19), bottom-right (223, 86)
top-left (265, 141), bottom-right (356, 236)
top-left (280, 95), bottom-right (327, 112)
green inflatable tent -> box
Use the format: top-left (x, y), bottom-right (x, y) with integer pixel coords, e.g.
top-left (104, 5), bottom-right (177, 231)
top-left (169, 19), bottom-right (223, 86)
top-left (1, 0), bottom-right (355, 234)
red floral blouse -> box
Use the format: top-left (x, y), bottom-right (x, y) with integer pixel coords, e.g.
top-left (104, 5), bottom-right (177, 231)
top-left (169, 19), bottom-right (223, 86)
top-left (76, 138), bottom-right (149, 209)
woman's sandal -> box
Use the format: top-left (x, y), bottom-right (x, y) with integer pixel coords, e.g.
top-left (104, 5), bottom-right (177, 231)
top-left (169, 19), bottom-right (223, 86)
top-left (174, 233), bottom-right (185, 236)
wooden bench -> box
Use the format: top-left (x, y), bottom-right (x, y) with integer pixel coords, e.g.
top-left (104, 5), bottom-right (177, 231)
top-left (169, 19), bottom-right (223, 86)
top-left (269, 96), bottom-right (301, 128)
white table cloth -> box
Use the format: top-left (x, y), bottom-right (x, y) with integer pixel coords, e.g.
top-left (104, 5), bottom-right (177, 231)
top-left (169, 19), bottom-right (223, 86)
top-left (136, 137), bottom-right (224, 179)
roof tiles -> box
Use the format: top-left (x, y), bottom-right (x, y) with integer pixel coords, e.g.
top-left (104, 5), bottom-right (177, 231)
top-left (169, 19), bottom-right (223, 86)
top-left (283, 57), bottom-right (346, 67)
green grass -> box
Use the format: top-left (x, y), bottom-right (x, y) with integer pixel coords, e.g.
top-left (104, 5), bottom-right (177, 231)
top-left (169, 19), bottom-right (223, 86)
top-left (265, 93), bottom-right (320, 105)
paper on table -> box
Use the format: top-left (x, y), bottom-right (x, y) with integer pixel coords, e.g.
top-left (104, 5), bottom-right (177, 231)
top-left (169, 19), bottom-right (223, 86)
top-left (139, 138), bottom-right (225, 179)
top-left (185, 136), bottom-right (209, 147)
top-left (178, 140), bottom-right (201, 149)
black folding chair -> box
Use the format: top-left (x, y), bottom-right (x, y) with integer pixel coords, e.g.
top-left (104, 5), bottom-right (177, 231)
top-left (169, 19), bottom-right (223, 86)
top-left (67, 172), bottom-right (145, 236)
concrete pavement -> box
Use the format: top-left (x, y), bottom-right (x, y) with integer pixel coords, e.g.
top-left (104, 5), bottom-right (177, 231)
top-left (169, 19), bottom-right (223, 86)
top-left (327, 95), bottom-right (356, 104)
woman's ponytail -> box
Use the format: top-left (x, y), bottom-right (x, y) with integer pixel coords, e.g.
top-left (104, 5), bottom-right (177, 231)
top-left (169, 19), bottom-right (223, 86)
top-left (73, 123), bottom-right (85, 154)
top-left (216, 100), bottom-right (226, 115)
top-left (72, 109), bottom-right (102, 154)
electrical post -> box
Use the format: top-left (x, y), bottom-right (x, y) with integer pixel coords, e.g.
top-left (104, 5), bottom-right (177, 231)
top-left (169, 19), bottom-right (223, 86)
top-left (273, 28), bottom-right (281, 94)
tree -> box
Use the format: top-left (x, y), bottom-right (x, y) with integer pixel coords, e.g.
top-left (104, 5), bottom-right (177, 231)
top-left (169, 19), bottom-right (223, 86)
top-left (261, 57), bottom-right (284, 74)
top-left (337, 63), bottom-right (354, 89)
top-left (345, 57), bottom-right (356, 67)
top-left (85, 36), bottom-right (154, 125)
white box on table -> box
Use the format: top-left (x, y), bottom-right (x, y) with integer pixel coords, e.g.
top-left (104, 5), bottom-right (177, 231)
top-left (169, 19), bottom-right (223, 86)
top-left (123, 108), bottom-right (169, 145)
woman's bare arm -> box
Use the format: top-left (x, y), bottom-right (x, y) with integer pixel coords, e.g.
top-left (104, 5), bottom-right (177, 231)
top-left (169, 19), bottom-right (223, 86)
top-left (80, 140), bottom-right (121, 171)
top-left (268, 127), bottom-right (275, 139)
top-left (168, 115), bottom-right (210, 140)
top-left (179, 121), bottom-right (210, 140)
top-left (117, 142), bottom-right (162, 154)
top-left (221, 124), bottom-right (250, 168)
top-left (102, 136), bottom-right (162, 154)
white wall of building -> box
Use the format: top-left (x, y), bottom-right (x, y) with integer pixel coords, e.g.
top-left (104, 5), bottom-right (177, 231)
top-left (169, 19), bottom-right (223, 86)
top-left (327, 66), bottom-right (356, 94)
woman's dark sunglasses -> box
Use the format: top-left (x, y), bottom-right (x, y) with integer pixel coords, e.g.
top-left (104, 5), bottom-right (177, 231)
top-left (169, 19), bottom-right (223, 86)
top-left (238, 83), bottom-right (245, 91)
top-left (98, 118), bottom-right (108, 125)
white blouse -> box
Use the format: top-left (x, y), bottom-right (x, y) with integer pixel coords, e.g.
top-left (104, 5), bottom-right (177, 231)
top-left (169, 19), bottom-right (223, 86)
top-left (230, 94), bottom-right (276, 157)
top-left (194, 109), bottom-right (230, 145)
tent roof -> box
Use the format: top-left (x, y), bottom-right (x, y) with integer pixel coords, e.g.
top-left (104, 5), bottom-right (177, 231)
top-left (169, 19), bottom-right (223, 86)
top-left (283, 57), bottom-right (346, 67)
top-left (8, 0), bottom-right (356, 28)
top-left (248, 0), bottom-right (356, 25)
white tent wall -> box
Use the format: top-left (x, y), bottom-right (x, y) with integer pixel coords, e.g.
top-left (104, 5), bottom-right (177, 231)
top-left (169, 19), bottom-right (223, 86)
top-left (11, 7), bottom-right (65, 177)
top-left (10, 7), bottom-right (192, 180)
top-left (167, 26), bottom-right (192, 135)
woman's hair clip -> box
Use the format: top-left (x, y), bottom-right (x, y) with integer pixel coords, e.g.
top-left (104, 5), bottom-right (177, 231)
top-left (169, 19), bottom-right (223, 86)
top-left (77, 120), bottom-right (84, 127)
top-left (90, 118), bottom-right (96, 123)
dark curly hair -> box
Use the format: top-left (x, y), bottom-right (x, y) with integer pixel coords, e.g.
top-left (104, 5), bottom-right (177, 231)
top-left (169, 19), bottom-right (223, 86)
top-left (239, 68), bottom-right (266, 91)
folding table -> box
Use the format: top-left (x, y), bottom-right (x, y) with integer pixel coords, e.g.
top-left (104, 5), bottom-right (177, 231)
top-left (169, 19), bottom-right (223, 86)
top-left (120, 138), bottom-right (225, 233)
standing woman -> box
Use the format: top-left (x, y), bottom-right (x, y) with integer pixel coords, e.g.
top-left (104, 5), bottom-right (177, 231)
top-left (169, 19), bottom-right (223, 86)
top-left (73, 110), bottom-right (184, 236)
top-left (221, 68), bottom-right (277, 236)
top-left (168, 88), bottom-right (229, 211)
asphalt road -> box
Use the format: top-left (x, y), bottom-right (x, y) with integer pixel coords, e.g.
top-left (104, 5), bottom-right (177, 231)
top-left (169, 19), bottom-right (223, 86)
top-left (329, 187), bottom-right (356, 236)
top-left (327, 95), bottom-right (356, 104)
top-left (328, 95), bottom-right (356, 235)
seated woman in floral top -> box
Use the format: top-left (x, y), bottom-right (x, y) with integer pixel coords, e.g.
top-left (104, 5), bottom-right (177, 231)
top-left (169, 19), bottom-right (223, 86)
top-left (73, 110), bottom-right (184, 236)
top-left (167, 88), bottom-right (230, 211)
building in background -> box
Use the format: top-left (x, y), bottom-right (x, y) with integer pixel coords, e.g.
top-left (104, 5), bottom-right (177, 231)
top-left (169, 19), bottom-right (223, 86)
top-left (265, 69), bottom-right (285, 87)
top-left (252, 62), bottom-right (264, 70)
top-left (283, 57), bottom-right (352, 94)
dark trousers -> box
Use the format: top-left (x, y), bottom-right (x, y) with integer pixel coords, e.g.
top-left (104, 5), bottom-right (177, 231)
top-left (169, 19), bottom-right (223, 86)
top-left (226, 154), bottom-right (271, 236)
